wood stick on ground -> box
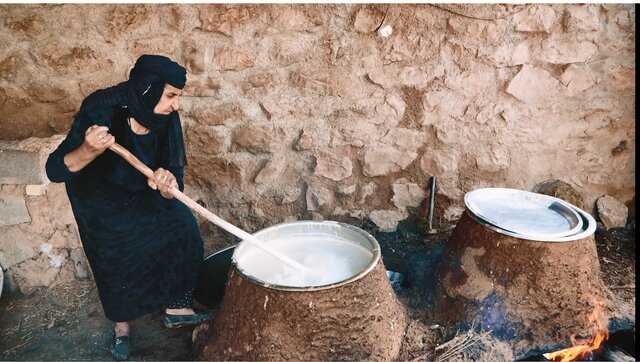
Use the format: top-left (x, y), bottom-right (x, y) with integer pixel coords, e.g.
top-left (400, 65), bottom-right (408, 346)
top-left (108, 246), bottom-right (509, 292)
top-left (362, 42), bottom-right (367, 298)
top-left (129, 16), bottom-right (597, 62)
top-left (609, 285), bottom-right (635, 290)
top-left (1, 338), bottom-right (32, 356)
top-left (409, 350), bottom-right (435, 362)
top-left (434, 328), bottom-right (492, 362)
top-left (434, 331), bottom-right (463, 352)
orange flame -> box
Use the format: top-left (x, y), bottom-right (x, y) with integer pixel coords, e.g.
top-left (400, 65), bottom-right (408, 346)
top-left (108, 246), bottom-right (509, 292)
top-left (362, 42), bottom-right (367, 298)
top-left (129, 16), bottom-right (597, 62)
top-left (543, 303), bottom-right (609, 362)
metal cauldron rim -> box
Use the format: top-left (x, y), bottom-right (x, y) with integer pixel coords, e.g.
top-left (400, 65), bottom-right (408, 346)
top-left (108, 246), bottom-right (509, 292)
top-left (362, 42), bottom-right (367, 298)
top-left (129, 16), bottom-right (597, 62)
top-left (203, 244), bottom-right (236, 262)
top-left (231, 220), bottom-right (382, 292)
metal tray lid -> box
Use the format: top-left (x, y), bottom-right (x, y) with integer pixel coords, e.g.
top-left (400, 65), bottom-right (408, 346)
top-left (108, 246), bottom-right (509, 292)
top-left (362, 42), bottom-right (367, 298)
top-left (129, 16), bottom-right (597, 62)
top-left (464, 203), bottom-right (596, 242)
top-left (464, 188), bottom-right (583, 238)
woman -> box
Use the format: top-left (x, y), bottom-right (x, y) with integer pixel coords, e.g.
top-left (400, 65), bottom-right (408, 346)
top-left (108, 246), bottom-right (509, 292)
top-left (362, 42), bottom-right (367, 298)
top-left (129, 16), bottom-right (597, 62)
top-left (46, 55), bottom-right (208, 361)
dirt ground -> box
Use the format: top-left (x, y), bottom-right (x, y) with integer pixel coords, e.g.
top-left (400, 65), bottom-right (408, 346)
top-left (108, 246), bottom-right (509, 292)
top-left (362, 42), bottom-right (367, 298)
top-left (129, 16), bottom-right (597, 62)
top-left (0, 222), bottom-right (635, 361)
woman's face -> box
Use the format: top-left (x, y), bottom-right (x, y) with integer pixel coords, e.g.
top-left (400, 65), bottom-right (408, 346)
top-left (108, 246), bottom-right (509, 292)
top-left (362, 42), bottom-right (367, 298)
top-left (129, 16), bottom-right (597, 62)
top-left (153, 84), bottom-right (182, 115)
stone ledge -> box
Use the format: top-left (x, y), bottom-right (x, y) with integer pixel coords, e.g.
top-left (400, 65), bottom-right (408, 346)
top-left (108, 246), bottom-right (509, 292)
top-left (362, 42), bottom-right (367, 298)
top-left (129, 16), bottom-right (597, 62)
top-left (0, 135), bottom-right (64, 185)
top-left (0, 149), bottom-right (42, 184)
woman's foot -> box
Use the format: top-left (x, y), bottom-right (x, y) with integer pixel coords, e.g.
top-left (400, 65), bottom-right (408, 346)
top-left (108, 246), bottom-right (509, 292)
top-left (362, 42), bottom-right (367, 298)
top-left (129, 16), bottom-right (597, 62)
top-left (165, 307), bottom-right (196, 315)
top-left (163, 309), bottom-right (213, 329)
top-left (110, 323), bottom-right (130, 361)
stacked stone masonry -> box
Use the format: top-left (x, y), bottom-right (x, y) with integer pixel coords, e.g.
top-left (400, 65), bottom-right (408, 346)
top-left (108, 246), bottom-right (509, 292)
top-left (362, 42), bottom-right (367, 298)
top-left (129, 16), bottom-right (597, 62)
top-left (1, 136), bottom-right (92, 295)
top-left (0, 4), bottom-right (635, 295)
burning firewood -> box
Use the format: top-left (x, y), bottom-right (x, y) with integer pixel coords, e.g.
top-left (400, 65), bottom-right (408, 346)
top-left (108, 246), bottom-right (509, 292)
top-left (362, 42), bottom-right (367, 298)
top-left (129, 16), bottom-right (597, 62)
top-left (543, 303), bottom-right (610, 362)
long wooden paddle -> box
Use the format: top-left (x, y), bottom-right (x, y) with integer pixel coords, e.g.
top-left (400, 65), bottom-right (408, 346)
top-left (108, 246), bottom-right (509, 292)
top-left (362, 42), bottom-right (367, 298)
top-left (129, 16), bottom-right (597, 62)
top-left (108, 142), bottom-right (310, 273)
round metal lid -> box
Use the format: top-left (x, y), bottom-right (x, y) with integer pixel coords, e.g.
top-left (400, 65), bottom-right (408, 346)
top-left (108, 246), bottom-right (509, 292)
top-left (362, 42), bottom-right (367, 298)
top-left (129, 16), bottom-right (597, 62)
top-left (464, 188), bottom-right (583, 238)
top-left (465, 203), bottom-right (596, 242)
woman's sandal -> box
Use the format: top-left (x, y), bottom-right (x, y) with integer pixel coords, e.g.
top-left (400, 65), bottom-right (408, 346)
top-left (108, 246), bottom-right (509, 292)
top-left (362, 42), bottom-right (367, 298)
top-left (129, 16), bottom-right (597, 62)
top-left (163, 310), bottom-right (213, 329)
top-left (110, 331), bottom-right (131, 361)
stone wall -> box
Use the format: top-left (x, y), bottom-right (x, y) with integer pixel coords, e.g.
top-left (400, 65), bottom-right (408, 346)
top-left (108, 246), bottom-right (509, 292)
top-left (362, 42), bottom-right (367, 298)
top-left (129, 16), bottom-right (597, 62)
top-left (0, 4), bottom-right (635, 295)
top-left (1, 136), bottom-right (92, 295)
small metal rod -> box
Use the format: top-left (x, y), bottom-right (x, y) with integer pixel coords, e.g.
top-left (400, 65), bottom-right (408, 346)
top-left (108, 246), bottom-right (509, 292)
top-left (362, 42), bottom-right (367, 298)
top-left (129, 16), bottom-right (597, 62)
top-left (427, 176), bottom-right (436, 231)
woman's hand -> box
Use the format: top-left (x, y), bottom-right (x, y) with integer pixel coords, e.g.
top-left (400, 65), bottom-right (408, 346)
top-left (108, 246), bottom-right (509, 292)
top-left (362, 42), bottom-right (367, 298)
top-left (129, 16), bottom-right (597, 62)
top-left (81, 125), bottom-right (115, 156)
top-left (64, 125), bottom-right (115, 172)
top-left (148, 168), bottom-right (178, 199)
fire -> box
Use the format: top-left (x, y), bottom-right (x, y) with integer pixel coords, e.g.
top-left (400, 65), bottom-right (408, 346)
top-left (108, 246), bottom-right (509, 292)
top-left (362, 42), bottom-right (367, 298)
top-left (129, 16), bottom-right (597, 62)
top-left (543, 302), bottom-right (609, 361)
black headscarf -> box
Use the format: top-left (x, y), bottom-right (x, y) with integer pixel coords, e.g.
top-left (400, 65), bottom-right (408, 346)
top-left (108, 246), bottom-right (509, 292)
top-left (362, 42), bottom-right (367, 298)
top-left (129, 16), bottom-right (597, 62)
top-left (78, 54), bottom-right (187, 168)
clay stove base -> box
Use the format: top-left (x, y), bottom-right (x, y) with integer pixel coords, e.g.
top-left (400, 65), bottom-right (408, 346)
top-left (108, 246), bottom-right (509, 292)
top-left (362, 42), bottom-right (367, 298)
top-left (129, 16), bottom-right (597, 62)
top-left (197, 262), bottom-right (407, 360)
top-left (436, 213), bottom-right (609, 356)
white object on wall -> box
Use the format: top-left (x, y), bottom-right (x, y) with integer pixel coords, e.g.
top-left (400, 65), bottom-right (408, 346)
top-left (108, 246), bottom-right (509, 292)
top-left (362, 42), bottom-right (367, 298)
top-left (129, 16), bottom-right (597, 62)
top-left (378, 25), bottom-right (393, 37)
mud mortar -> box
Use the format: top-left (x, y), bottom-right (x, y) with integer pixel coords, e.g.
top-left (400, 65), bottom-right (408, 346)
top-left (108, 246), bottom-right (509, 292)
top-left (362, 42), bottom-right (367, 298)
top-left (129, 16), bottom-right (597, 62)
top-left (197, 261), bottom-right (407, 360)
top-left (436, 212), bottom-right (609, 356)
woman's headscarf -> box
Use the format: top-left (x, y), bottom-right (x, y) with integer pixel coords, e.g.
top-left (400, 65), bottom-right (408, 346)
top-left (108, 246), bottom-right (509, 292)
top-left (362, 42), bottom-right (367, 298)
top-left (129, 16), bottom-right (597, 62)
top-left (78, 54), bottom-right (188, 168)
top-left (127, 54), bottom-right (186, 131)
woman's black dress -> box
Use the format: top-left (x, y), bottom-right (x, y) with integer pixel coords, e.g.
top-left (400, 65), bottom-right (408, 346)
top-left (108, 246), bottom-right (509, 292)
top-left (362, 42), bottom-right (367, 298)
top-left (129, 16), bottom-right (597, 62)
top-left (46, 106), bottom-right (204, 322)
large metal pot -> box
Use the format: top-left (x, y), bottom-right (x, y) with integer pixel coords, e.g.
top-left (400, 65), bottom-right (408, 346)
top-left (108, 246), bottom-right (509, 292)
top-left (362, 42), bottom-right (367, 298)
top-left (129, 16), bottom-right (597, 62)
top-left (232, 220), bottom-right (381, 291)
top-left (194, 221), bottom-right (383, 307)
top-left (194, 245), bottom-right (235, 308)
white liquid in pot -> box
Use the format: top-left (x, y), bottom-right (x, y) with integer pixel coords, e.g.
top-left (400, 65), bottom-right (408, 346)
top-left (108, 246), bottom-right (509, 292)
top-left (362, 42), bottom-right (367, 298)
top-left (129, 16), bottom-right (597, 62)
top-left (235, 234), bottom-right (374, 287)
